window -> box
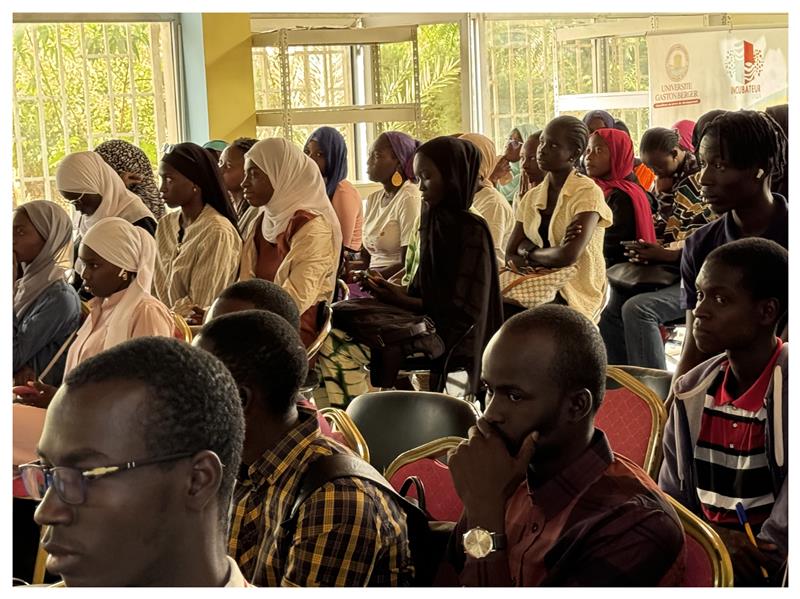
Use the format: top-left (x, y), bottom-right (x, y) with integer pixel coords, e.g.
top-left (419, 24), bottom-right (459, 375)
top-left (12, 18), bottom-right (180, 208)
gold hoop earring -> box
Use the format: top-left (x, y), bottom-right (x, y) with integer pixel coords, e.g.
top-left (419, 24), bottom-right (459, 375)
top-left (391, 170), bottom-right (403, 187)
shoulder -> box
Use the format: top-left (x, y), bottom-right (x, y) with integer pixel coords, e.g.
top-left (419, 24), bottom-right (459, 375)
top-left (397, 181), bottom-right (421, 202)
top-left (42, 279), bottom-right (81, 306)
top-left (201, 208), bottom-right (241, 239)
top-left (335, 179), bottom-right (360, 199)
top-left (567, 171), bottom-right (604, 194)
top-left (672, 354), bottom-right (727, 397)
top-left (134, 295), bottom-right (174, 320)
top-left (682, 218), bottom-right (725, 256)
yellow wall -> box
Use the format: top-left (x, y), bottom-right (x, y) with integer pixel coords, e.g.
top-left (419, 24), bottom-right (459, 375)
top-left (201, 13), bottom-right (257, 142)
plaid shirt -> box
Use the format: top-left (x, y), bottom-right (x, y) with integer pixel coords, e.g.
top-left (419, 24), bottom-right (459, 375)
top-left (228, 407), bottom-right (413, 586)
top-left (440, 430), bottom-right (686, 586)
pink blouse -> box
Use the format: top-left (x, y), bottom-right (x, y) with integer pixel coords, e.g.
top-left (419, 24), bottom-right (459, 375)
top-left (331, 180), bottom-right (363, 251)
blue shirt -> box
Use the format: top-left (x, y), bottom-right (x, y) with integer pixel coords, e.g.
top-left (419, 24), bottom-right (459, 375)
top-left (680, 193), bottom-right (788, 310)
top-left (13, 279), bottom-right (82, 386)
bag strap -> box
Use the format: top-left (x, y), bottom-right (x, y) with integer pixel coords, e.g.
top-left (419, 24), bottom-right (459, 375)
top-left (398, 476), bottom-right (427, 514)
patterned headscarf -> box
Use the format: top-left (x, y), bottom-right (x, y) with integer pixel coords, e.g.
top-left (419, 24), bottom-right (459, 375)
top-left (95, 139), bottom-right (164, 219)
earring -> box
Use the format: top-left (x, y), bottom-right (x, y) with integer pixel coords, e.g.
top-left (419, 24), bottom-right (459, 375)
top-left (119, 269), bottom-right (128, 281)
top-left (756, 168), bottom-right (765, 179)
top-left (192, 186), bottom-right (198, 192)
top-left (391, 170), bottom-right (403, 187)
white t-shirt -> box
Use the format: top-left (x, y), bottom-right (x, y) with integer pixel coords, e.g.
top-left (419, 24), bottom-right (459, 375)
top-left (362, 180), bottom-right (421, 269)
top-left (471, 185), bottom-right (515, 267)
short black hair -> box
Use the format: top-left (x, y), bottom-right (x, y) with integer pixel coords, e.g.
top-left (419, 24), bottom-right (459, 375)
top-left (546, 115), bottom-right (589, 162)
top-left (613, 119), bottom-right (631, 136)
top-left (691, 109), bottom-right (727, 152)
top-left (639, 127), bottom-right (680, 155)
top-left (216, 278), bottom-right (300, 329)
top-left (63, 337), bottom-right (245, 528)
top-left (231, 137), bottom-right (258, 155)
top-left (698, 109), bottom-right (787, 182)
top-left (504, 305), bottom-right (607, 411)
top-left (705, 238), bottom-right (788, 324)
top-left (199, 310), bottom-right (308, 416)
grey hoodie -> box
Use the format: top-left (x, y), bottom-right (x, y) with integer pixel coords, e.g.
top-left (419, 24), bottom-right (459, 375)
top-left (658, 344), bottom-right (788, 557)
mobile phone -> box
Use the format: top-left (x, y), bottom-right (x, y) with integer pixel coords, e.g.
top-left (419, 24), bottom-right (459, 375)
top-left (620, 240), bottom-right (640, 248)
top-left (13, 385), bottom-right (39, 397)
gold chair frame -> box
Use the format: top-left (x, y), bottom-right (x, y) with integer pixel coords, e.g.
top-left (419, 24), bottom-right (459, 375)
top-left (172, 312), bottom-right (193, 343)
top-left (318, 407), bottom-right (370, 463)
top-left (307, 303), bottom-right (333, 360)
top-left (384, 436), bottom-right (465, 481)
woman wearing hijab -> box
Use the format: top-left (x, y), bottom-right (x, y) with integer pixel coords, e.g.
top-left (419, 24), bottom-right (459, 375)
top-left (15, 216), bottom-right (175, 408)
top-left (582, 109), bottom-right (616, 133)
top-left (361, 131), bottom-right (422, 278)
top-left (154, 142), bottom-right (241, 321)
top-left (239, 137), bottom-right (343, 347)
top-left (614, 119), bottom-right (657, 193)
top-left (459, 133), bottom-right (514, 267)
top-left (219, 137), bottom-right (259, 235)
top-left (317, 136), bottom-right (502, 406)
top-left (584, 127), bottom-right (656, 267)
top-left (492, 123), bottom-right (537, 205)
top-left (304, 126), bottom-right (363, 253)
top-left (13, 201), bottom-right (81, 386)
top-left (95, 139), bottom-right (165, 220)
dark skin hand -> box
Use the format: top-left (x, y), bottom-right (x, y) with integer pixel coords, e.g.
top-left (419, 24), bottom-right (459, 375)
top-left (624, 240), bottom-right (681, 264)
top-left (448, 419), bottom-right (539, 531)
top-left (711, 524), bottom-right (780, 585)
top-left (358, 270), bottom-right (423, 312)
top-left (14, 380), bottom-right (58, 409)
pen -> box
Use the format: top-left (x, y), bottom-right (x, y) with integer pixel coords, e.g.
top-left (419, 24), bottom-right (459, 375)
top-left (735, 502), bottom-right (770, 581)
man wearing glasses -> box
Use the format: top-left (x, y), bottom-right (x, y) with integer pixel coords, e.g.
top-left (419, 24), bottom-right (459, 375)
top-left (18, 337), bottom-right (250, 587)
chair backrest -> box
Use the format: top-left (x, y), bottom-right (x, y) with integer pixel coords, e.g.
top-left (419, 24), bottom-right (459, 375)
top-left (610, 364), bottom-right (672, 405)
top-left (667, 496), bottom-right (734, 586)
top-left (385, 436), bottom-right (464, 522)
top-left (307, 302), bottom-right (333, 360)
top-left (172, 312), bottom-right (192, 342)
top-left (597, 366), bottom-right (667, 478)
top-left (346, 390), bottom-right (479, 473)
top-left (318, 407), bottom-right (370, 462)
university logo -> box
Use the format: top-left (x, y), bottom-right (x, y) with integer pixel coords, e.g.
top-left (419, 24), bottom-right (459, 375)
top-left (724, 40), bottom-right (765, 85)
top-left (665, 44), bottom-right (690, 82)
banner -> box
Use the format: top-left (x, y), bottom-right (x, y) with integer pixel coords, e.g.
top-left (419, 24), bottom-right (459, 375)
top-left (647, 28), bottom-right (788, 127)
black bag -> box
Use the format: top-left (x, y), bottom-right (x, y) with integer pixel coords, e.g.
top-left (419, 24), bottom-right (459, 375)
top-left (281, 453), bottom-right (455, 586)
top-left (332, 298), bottom-right (445, 387)
top-left (606, 261), bottom-right (680, 293)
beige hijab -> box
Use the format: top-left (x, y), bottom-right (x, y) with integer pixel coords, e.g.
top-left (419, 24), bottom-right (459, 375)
top-left (13, 201), bottom-right (74, 318)
top-left (56, 151), bottom-right (153, 236)
top-left (459, 133), bottom-right (499, 185)
top-left (245, 138), bottom-right (342, 248)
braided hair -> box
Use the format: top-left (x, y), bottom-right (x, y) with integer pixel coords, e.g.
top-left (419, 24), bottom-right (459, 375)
top-left (639, 127), bottom-right (680, 155)
top-left (698, 109), bottom-right (787, 182)
top-left (547, 115), bottom-right (589, 164)
top-left (691, 109), bottom-right (727, 156)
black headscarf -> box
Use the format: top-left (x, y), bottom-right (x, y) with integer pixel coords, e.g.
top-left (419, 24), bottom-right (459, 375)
top-left (160, 142), bottom-right (238, 230)
top-left (409, 136), bottom-right (503, 395)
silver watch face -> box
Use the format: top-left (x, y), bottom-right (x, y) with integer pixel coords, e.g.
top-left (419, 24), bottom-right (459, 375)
top-left (463, 528), bottom-right (494, 559)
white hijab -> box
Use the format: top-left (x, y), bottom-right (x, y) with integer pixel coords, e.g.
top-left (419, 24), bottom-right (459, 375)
top-left (80, 217), bottom-right (159, 349)
top-left (56, 151), bottom-right (154, 236)
top-left (13, 201), bottom-right (74, 318)
top-left (245, 138), bottom-right (342, 249)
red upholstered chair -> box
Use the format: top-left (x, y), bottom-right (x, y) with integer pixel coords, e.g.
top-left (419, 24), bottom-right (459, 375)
top-left (668, 496), bottom-right (733, 586)
top-left (318, 407), bottom-right (370, 462)
top-left (597, 366), bottom-right (667, 478)
top-left (385, 437), bottom-right (464, 522)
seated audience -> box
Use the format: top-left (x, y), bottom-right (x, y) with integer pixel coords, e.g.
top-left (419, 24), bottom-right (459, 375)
top-left (438, 305), bottom-right (685, 586)
top-left (691, 109), bottom-right (728, 154)
top-left (599, 124), bottom-right (714, 369)
top-left (583, 127), bottom-right (656, 267)
top-left (492, 124), bottom-right (537, 205)
top-left (660, 238), bottom-right (788, 586)
top-left (153, 142), bottom-right (241, 321)
top-left (672, 110), bottom-right (788, 382)
top-left (218, 137), bottom-right (259, 235)
top-left (13, 201), bottom-right (81, 387)
top-left (304, 126), bottom-right (364, 253)
top-left (203, 139), bottom-right (228, 162)
top-left (613, 119), bottom-right (655, 192)
top-left (318, 136), bottom-right (503, 406)
top-left (506, 115), bottom-right (611, 322)
top-left (195, 310), bottom-right (413, 586)
top-left (19, 337), bottom-right (248, 586)
top-left (95, 139), bottom-right (165, 220)
top-left (582, 109), bottom-right (615, 134)
top-left (16, 216), bottom-right (175, 408)
top-left (239, 138), bottom-right (342, 348)
top-left (460, 133), bottom-right (515, 267)
top-left (519, 129), bottom-right (545, 195)
top-left (360, 131), bottom-right (421, 278)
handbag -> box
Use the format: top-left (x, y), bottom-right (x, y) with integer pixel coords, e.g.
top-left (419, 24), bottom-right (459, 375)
top-left (498, 264), bottom-right (578, 309)
top-left (606, 261), bottom-right (679, 293)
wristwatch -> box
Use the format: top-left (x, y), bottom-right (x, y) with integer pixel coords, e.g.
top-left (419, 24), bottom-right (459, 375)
top-left (463, 527), bottom-right (507, 559)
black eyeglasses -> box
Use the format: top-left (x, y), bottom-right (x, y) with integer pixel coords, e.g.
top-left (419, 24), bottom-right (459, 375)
top-left (19, 452), bottom-right (194, 506)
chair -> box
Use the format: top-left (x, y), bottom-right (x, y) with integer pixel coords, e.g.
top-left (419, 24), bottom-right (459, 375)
top-left (385, 436), bottom-right (464, 522)
top-left (345, 390), bottom-right (480, 473)
top-left (667, 496), bottom-right (734, 586)
top-left (172, 312), bottom-right (192, 343)
top-left (318, 407), bottom-right (370, 462)
top-left (335, 278), bottom-right (350, 302)
top-left (597, 366), bottom-right (667, 478)
top-left (611, 364), bottom-right (672, 405)
top-left (307, 302), bottom-right (333, 360)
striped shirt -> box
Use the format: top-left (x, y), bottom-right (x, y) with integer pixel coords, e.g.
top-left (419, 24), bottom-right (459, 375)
top-left (440, 430), bottom-right (686, 586)
top-left (153, 204), bottom-right (242, 317)
top-left (695, 339), bottom-right (783, 529)
top-left (652, 152), bottom-right (714, 244)
top-left (228, 407), bottom-right (413, 586)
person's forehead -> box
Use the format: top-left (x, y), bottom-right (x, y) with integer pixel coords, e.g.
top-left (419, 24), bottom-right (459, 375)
top-left (484, 328), bottom-right (554, 383)
top-left (213, 296), bottom-right (256, 316)
top-left (40, 380), bottom-right (150, 462)
top-left (698, 260), bottom-right (742, 287)
top-left (13, 209), bottom-right (32, 225)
